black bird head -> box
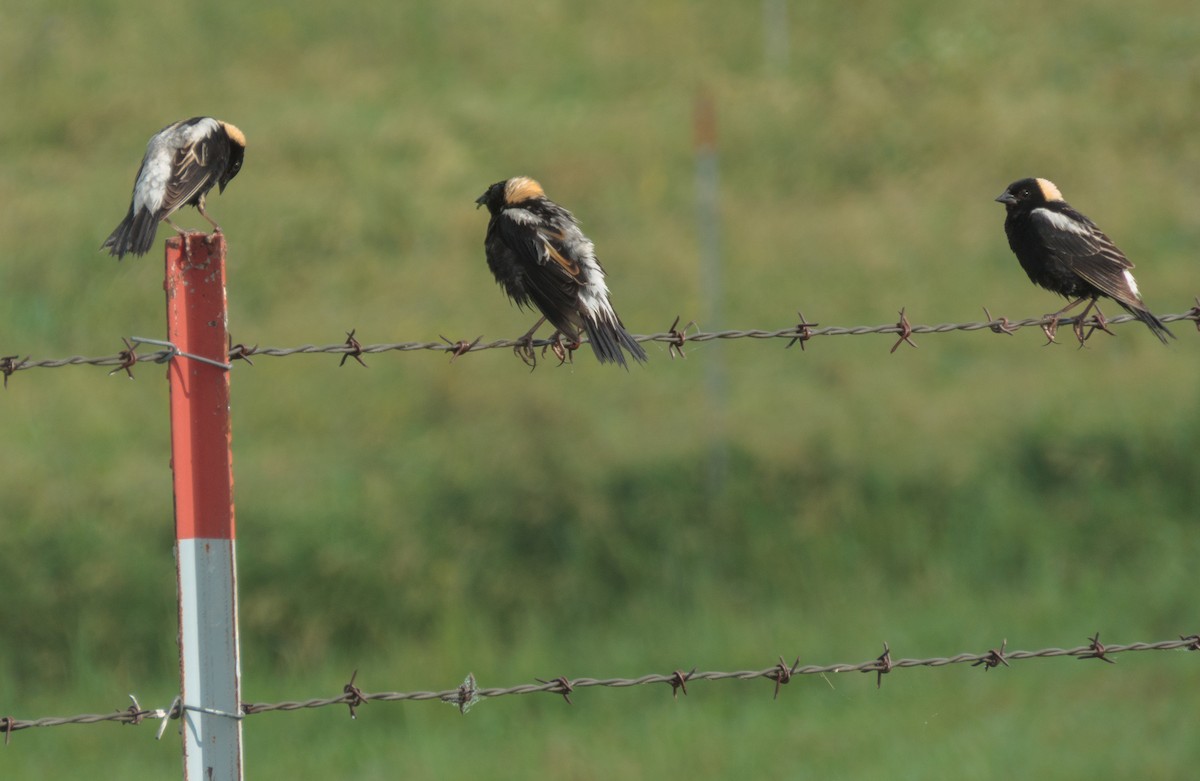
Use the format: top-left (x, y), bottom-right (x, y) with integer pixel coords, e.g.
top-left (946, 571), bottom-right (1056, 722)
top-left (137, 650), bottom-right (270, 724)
top-left (218, 122), bottom-right (246, 193)
top-left (475, 180), bottom-right (508, 213)
top-left (996, 177), bottom-right (1063, 210)
top-left (476, 177), bottom-right (545, 214)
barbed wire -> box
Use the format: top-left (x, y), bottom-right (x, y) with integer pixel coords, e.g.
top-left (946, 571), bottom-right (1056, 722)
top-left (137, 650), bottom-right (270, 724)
top-left (3, 303), bottom-right (1198, 384)
top-left (4, 633), bottom-right (1196, 742)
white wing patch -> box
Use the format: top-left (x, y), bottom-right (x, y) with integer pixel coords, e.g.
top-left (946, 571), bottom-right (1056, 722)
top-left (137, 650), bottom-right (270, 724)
top-left (1123, 269), bottom-right (1141, 298)
top-left (1031, 207), bottom-right (1091, 236)
top-left (572, 241), bottom-right (615, 322)
top-left (504, 207), bottom-right (541, 226)
top-left (544, 222), bottom-right (618, 323)
top-left (133, 146), bottom-right (173, 214)
top-left (180, 117), bottom-right (220, 145)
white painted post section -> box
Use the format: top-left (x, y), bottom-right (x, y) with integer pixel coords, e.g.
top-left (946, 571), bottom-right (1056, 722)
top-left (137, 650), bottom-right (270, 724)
top-left (166, 233), bottom-right (244, 780)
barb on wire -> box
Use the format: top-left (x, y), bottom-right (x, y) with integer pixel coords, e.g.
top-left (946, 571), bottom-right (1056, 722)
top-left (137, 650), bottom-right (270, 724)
top-left (1, 355), bottom-right (28, 388)
top-left (668, 668), bottom-right (695, 700)
top-left (1187, 297), bottom-right (1200, 333)
top-left (982, 307), bottom-right (1016, 336)
top-left (889, 310), bottom-right (917, 353)
top-left (785, 311), bottom-right (818, 350)
top-left (339, 330), bottom-right (367, 368)
top-left (440, 334), bottom-right (482, 364)
top-left (535, 676), bottom-right (575, 705)
top-left (124, 695), bottom-right (146, 726)
top-left (3, 305), bottom-right (1198, 383)
top-left (870, 642), bottom-right (894, 688)
top-left (665, 315), bottom-right (696, 359)
top-left (3, 634), bottom-right (1195, 739)
top-left (770, 657), bottom-right (800, 699)
top-left (228, 336), bottom-right (257, 366)
top-left (972, 639), bottom-right (1010, 671)
top-left (343, 669), bottom-right (367, 719)
top-left (444, 673), bottom-right (481, 714)
top-left (1080, 632), bottom-right (1117, 664)
top-left (108, 338), bottom-right (138, 378)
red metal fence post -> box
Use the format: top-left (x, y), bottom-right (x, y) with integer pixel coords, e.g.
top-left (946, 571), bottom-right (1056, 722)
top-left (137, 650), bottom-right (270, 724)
top-left (165, 232), bottom-right (243, 780)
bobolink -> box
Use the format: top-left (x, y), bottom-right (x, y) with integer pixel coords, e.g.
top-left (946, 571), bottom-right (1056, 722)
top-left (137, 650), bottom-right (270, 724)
top-left (476, 177), bottom-right (647, 367)
top-left (996, 177), bottom-right (1173, 343)
top-left (102, 117), bottom-right (246, 259)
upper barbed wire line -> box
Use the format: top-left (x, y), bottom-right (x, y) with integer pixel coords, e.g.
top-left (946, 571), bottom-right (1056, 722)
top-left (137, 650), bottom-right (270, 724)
top-left (3, 634), bottom-right (1197, 736)
top-left (3, 306), bottom-right (1198, 380)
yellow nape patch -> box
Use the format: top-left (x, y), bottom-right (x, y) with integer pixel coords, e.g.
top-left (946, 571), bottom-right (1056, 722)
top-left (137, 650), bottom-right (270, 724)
top-left (504, 176), bottom-right (545, 204)
top-left (220, 122), bottom-right (246, 147)
top-left (1036, 178), bottom-right (1063, 202)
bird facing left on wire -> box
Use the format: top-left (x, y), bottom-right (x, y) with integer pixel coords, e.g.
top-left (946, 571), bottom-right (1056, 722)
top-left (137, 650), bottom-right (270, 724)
top-left (996, 177), bottom-right (1173, 344)
top-left (102, 117), bottom-right (246, 260)
top-left (476, 177), bottom-right (647, 367)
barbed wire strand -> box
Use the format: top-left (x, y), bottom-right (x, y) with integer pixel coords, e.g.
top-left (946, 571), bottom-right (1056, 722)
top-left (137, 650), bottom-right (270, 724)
top-left (3, 303), bottom-right (1199, 383)
top-left (3, 633), bottom-right (1196, 740)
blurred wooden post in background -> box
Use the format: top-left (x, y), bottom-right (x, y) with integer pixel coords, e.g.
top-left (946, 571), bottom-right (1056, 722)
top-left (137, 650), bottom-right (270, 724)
top-left (762, 0), bottom-right (790, 75)
top-left (694, 90), bottom-right (728, 498)
top-left (165, 233), bottom-right (243, 781)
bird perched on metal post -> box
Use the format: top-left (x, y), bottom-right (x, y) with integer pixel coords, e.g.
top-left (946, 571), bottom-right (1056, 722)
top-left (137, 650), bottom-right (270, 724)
top-left (996, 177), bottom-right (1173, 344)
top-left (102, 117), bottom-right (246, 260)
top-left (476, 177), bottom-right (647, 367)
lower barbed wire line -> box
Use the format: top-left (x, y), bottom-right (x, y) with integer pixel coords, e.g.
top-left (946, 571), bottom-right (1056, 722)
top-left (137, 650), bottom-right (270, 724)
top-left (4, 308), bottom-right (1198, 376)
top-left (5, 636), bottom-right (1195, 734)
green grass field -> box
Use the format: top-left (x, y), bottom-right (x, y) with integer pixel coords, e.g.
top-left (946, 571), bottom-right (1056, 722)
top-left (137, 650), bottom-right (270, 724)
top-left (2, 1), bottom-right (1199, 777)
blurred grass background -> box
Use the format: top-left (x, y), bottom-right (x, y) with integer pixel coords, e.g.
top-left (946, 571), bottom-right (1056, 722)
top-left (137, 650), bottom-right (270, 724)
top-left (2, 0), bottom-right (1199, 777)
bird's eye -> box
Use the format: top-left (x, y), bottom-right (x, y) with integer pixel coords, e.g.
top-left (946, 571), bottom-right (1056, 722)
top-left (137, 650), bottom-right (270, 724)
top-left (1018, 189), bottom-right (1029, 198)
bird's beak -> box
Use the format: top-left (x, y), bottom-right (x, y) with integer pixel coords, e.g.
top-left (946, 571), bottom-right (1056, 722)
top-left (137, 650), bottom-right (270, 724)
top-left (474, 193), bottom-right (487, 209)
top-left (995, 192), bottom-right (1017, 205)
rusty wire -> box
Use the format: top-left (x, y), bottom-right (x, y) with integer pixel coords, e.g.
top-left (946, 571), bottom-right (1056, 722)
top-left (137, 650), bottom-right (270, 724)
top-left (3, 634), bottom-right (1196, 740)
top-left (2, 304), bottom-right (1198, 382)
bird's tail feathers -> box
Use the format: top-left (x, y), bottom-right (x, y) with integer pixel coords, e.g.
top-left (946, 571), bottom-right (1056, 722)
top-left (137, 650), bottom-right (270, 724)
top-left (582, 314), bottom-right (647, 368)
top-left (101, 208), bottom-right (159, 260)
top-left (1119, 302), bottom-right (1175, 344)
